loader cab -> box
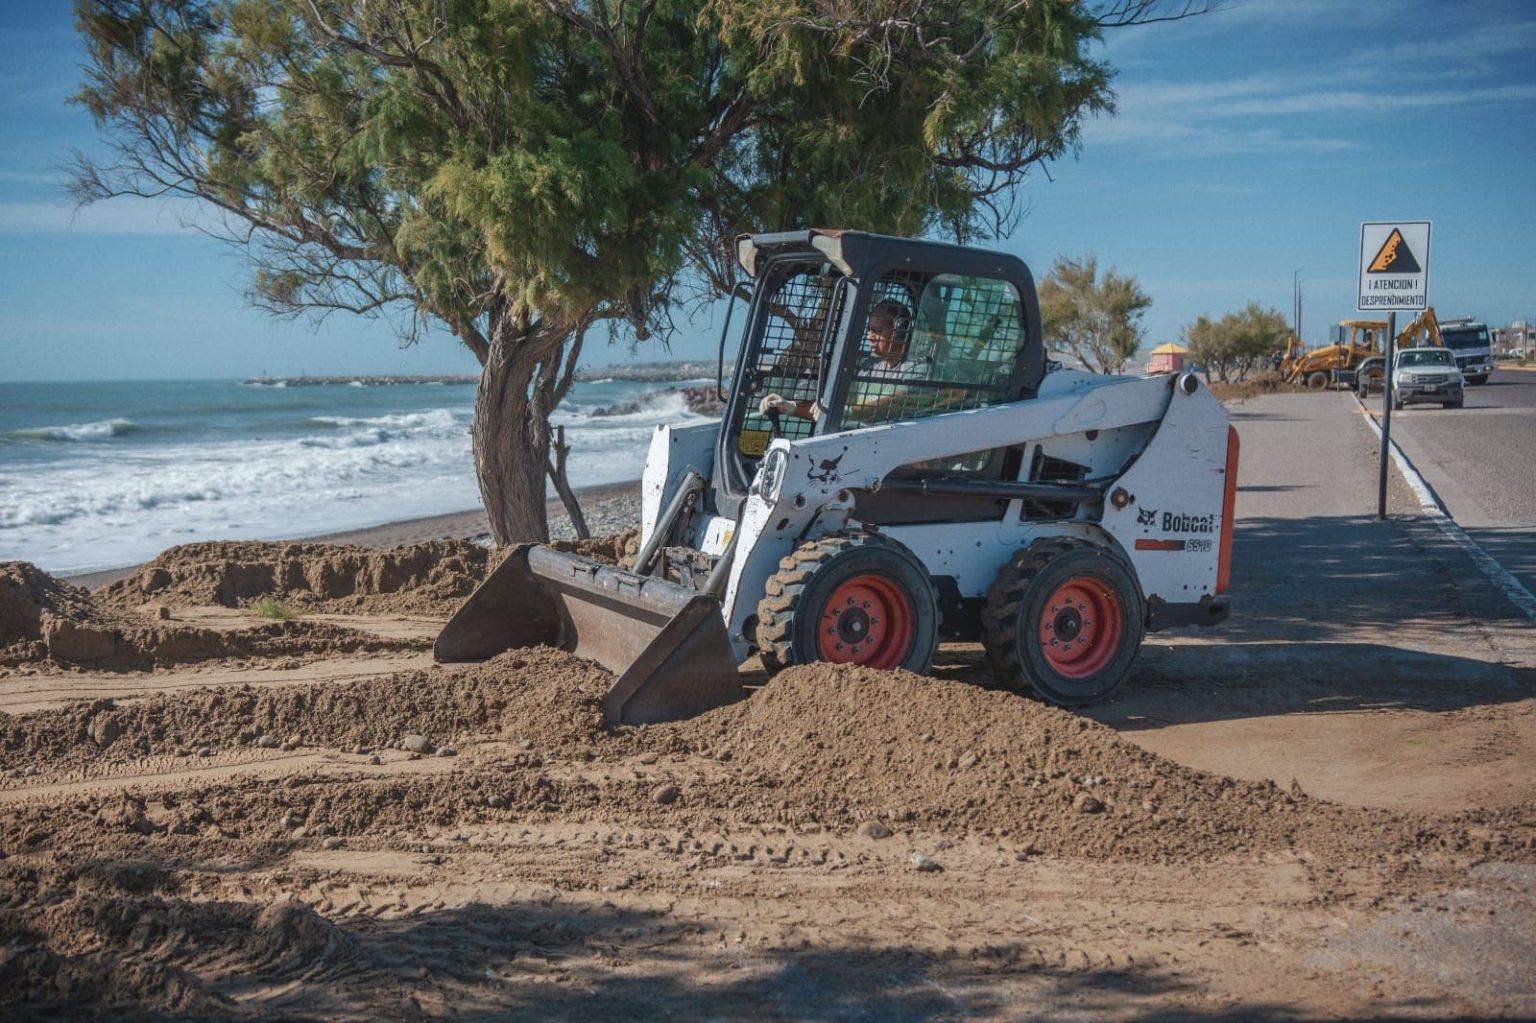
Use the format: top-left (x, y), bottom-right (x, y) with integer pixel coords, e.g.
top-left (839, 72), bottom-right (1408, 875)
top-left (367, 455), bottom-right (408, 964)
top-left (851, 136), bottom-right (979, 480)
top-left (717, 230), bottom-right (1045, 517)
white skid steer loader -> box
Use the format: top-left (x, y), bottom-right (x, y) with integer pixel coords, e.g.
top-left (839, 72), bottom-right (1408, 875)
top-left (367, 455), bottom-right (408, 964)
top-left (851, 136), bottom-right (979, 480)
top-left (437, 230), bottom-right (1239, 723)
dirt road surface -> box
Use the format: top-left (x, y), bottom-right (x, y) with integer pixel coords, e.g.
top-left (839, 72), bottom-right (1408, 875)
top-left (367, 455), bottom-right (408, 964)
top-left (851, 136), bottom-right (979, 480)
top-left (2, 392), bottom-right (1533, 1020)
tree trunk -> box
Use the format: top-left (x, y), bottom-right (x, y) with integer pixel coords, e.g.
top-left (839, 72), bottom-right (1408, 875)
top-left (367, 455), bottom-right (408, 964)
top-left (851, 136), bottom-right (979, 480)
top-left (472, 313), bottom-right (552, 544)
top-left (547, 425), bottom-right (590, 539)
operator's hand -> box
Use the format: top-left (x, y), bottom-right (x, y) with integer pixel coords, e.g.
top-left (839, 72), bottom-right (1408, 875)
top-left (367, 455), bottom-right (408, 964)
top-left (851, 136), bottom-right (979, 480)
top-left (758, 393), bottom-right (796, 417)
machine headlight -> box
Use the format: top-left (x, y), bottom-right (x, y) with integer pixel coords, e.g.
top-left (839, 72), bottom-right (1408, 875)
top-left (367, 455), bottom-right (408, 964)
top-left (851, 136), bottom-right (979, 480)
top-left (755, 447), bottom-right (788, 502)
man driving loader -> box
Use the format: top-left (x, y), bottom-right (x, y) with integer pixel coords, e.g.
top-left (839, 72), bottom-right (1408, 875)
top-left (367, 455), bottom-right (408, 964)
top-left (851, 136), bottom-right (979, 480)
top-left (758, 299), bottom-right (930, 423)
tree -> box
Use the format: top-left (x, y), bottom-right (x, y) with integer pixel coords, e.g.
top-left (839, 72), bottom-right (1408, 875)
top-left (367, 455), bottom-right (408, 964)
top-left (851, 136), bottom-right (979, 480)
top-left (72, 0), bottom-right (1212, 542)
top-left (1183, 303), bottom-right (1289, 383)
top-left (1037, 253), bottom-right (1151, 373)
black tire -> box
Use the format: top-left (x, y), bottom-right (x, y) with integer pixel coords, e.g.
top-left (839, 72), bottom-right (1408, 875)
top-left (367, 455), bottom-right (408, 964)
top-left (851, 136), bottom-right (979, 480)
top-left (1445, 400), bottom-right (1463, 409)
top-left (981, 538), bottom-right (1145, 707)
top-left (756, 532), bottom-right (938, 674)
top-left (1468, 375), bottom-right (1488, 386)
top-left (1393, 395), bottom-right (1404, 411)
top-left (756, 644), bottom-right (785, 673)
top-left (1305, 371), bottom-right (1329, 390)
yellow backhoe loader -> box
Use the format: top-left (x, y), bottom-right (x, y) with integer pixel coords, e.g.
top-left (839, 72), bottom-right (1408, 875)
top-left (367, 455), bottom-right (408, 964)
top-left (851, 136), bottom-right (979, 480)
top-left (1347, 308), bottom-right (1445, 395)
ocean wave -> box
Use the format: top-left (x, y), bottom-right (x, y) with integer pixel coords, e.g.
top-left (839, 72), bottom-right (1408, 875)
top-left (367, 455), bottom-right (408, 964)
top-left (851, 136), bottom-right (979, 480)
top-left (310, 408), bottom-right (466, 430)
top-left (0, 392), bottom-right (700, 572)
top-left (1, 418), bottom-right (144, 443)
top-left (561, 388), bottom-right (709, 424)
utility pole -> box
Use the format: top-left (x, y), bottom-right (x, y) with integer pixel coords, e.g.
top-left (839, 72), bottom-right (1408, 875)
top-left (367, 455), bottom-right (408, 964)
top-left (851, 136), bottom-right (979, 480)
top-left (1293, 271), bottom-right (1302, 340)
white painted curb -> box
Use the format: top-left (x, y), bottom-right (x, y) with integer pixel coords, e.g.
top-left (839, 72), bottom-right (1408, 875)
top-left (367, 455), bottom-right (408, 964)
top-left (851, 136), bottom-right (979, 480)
top-left (1353, 390), bottom-right (1536, 623)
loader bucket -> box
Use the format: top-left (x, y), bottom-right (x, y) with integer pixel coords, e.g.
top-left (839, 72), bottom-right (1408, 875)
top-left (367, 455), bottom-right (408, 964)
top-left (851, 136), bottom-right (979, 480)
top-left (434, 545), bottom-right (746, 726)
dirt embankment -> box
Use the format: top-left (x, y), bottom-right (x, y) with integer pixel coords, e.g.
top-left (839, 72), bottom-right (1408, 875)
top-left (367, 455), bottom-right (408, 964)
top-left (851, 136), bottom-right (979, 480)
top-left (97, 539), bottom-right (490, 615)
top-left (1206, 369), bottom-right (1307, 402)
top-left (1, 540), bottom-right (487, 671)
top-left (4, 654), bottom-right (1530, 867)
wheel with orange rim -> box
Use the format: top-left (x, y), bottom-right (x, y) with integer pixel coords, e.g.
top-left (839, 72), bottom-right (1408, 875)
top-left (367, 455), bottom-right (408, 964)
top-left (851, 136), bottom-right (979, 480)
top-left (755, 532), bottom-right (937, 674)
top-left (815, 572), bottom-right (915, 669)
top-left (1037, 576), bottom-right (1125, 680)
top-left (982, 538), bottom-right (1145, 706)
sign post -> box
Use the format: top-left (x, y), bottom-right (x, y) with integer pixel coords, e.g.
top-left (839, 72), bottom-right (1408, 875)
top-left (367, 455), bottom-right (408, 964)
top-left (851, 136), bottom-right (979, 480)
top-left (1359, 221), bottom-right (1431, 520)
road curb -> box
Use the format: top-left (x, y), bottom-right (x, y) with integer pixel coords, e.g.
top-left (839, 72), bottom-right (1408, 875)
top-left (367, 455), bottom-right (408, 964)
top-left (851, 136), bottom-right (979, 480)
top-left (1353, 389), bottom-right (1536, 623)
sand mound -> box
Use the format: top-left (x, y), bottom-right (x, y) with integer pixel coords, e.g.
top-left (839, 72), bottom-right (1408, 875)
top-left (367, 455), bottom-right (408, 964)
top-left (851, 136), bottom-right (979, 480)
top-left (664, 663), bottom-right (1517, 864)
top-left (0, 649), bottom-right (613, 768)
top-left (1, 561), bottom-right (426, 670)
top-left (97, 539), bottom-right (490, 614)
top-left (669, 664), bottom-right (1284, 856)
top-left (548, 528), bottom-right (640, 567)
top-left (1207, 370), bottom-right (1303, 402)
top-left (2, 561), bottom-right (142, 665)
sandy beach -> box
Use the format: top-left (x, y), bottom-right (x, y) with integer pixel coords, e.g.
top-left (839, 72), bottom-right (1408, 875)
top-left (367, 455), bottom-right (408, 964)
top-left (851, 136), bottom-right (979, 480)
top-left (4, 396), bottom-right (1535, 1019)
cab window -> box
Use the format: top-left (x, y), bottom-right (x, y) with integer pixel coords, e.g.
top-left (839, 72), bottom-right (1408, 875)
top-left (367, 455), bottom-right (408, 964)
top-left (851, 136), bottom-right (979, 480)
top-left (836, 271), bottom-right (1026, 429)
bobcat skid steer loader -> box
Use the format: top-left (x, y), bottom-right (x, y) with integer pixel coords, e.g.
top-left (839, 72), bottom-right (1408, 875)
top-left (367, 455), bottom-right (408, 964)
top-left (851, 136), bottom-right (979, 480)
top-left (437, 230), bottom-right (1239, 724)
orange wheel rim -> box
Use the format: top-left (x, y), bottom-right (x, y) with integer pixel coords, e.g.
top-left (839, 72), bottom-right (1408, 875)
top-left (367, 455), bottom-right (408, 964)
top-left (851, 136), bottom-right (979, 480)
top-left (818, 574), bottom-right (914, 669)
top-left (1039, 576), bottom-right (1124, 680)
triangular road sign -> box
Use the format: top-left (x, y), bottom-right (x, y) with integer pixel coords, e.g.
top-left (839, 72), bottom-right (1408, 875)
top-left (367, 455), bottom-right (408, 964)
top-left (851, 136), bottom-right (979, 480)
top-left (1367, 228), bottom-right (1422, 273)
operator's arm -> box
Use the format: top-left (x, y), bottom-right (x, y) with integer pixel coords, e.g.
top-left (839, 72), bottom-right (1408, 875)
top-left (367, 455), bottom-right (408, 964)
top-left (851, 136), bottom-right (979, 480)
top-left (844, 384), bottom-right (967, 423)
top-left (759, 393), bottom-right (818, 421)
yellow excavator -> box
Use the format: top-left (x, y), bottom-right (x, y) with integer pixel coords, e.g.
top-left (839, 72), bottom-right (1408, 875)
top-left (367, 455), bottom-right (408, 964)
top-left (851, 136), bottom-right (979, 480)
top-left (1279, 309), bottom-right (1442, 390)
top-left (1346, 308), bottom-right (1445, 394)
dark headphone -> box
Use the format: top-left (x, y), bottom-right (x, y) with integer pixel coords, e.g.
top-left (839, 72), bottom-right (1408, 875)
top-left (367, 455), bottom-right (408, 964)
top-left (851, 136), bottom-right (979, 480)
top-left (870, 299), bottom-right (913, 341)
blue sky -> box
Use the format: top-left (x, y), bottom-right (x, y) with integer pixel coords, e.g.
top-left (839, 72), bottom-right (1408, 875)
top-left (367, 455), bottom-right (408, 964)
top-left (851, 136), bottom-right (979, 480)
top-left (2, 0), bottom-right (1533, 382)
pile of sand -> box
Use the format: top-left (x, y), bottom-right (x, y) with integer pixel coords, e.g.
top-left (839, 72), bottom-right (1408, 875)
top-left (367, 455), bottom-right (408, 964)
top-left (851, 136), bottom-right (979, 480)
top-left (5, 657), bottom-right (1530, 869)
top-left (1, 562), bottom-right (141, 666)
top-left (547, 528), bottom-right (639, 567)
top-left (0, 650), bottom-right (614, 769)
top-left (97, 539), bottom-right (490, 615)
top-left (1207, 370), bottom-right (1304, 402)
top-left (2, 559), bottom-right (428, 671)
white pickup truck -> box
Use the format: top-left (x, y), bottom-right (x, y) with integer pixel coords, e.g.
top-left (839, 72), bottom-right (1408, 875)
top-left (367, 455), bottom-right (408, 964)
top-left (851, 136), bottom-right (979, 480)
top-left (1392, 347), bottom-right (1464, 410)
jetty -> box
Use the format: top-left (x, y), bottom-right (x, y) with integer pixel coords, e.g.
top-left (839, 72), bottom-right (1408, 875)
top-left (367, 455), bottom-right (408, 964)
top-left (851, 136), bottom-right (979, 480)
top-left (242, 374), bottom-right (478, 387)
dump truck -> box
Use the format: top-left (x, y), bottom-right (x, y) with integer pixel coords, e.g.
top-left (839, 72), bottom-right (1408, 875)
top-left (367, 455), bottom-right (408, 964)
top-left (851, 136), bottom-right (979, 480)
top-left (1436, 317), bottom-right (1495, 385)
top-left (437, 230), bottom-right (1239, 723)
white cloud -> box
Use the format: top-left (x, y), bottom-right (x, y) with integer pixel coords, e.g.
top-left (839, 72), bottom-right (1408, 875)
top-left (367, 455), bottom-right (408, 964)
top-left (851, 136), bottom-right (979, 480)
top-left (1092, 9), bottom-right (1536, 159)
top-left (1086, 115), bottom-right (1361, 156)
top-left (1221, 83), bottom-right (1536, 117)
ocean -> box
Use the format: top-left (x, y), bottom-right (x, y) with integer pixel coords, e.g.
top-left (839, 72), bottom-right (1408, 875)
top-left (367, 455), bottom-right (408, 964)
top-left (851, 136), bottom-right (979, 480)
top-left (0, 376), bottom-right (716, 575)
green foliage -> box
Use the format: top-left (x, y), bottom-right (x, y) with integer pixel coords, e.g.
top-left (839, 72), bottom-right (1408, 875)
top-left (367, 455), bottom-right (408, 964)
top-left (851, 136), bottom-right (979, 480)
top-left (72, 0), bottom-right (1121, 345)
top-left (1182, 303), bottom-right (1290, 384)
top-left (245, 596), bottom-right (302, 620)
top-left (70, 0), bottom-right (1205, 539)
top-left (1037, 253), bottom-right (1150, 374)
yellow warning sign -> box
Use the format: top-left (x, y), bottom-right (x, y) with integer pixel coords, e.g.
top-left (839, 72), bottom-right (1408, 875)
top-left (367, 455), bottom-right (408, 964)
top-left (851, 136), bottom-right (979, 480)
top-left (1367, 228), bottom-right (1422, 274)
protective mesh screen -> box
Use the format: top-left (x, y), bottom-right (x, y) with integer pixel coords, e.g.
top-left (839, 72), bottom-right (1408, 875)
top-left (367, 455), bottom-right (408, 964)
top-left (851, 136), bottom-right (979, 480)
top-left (839, 271), bottom-right (1025, 429)
top-left (737, 263), bottom-right (844, 458)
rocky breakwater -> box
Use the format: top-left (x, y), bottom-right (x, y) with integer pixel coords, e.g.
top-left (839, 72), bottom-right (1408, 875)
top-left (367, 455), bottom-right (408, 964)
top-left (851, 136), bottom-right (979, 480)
top-left (591, 386), bottom-right (726, 418)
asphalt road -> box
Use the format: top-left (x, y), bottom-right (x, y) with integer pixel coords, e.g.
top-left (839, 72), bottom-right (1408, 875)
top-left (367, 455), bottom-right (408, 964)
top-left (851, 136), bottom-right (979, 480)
top-left (1368, 365), bottom-right (1536, 600)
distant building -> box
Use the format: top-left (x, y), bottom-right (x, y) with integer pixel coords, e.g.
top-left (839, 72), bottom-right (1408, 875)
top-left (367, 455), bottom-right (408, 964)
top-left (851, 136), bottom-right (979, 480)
top-left (1145, 342), bottom-right (1187, 375)
top-left (1498, 319), bottom-right (1535, 355)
